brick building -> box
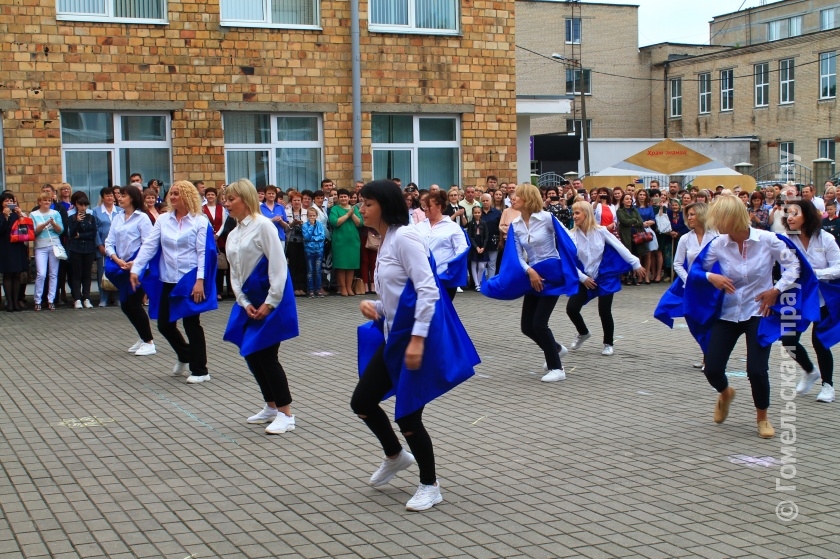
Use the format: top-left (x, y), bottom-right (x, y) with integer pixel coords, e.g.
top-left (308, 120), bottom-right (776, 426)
top-left (0, 0), bottom-right (516, 203)
top-left (710, 0), bottom-right (840, 47)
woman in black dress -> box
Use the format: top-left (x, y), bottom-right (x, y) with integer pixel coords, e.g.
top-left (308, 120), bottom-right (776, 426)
top-left (0, 192), bottom-right (30, 312)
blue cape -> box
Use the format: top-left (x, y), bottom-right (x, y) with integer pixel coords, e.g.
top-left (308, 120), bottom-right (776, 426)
top-left (815, 280), bottom-right (840, 348)
top-left (223, 256), bottom-right (299, 357)
top-left (438, 229), bottom-right (471, 289)
top-left (140, 224), bottom-right (218, 322)
top-left (481, 216), bottom-right (580, 300)
top-left (104, 249), bottom-right (140, 303)
top-left (357, 260), bottom-right (480, 420)
top-left (653, 270), bottom-right (685, 329)
top-left (579, 241), bottom-right (633, 303)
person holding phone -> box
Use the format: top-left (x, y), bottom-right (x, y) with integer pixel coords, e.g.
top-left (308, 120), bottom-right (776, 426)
top-left (30, 192), bottom-right (65, 311)
top-left (284, 190), bottom-right (308, 296)
top-left (1, 193), bottom-right (29, 312)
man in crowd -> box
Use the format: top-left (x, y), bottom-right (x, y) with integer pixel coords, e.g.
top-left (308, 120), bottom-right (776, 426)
top-left (485, 175), bottom-right (498, 192)
top-left (459, 186), bottom-right (481, 223)
top-left (802, 184), bottom-right (825, 212)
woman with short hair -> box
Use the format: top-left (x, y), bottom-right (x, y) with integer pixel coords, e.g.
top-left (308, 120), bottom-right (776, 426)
top-left (67, 195), bottom-right (98, 309)
top-left (284, 190), bottom-right (308, 297)
top-left (0, 192), bottom-right (29, 312)
top-left (616, 193), bottom-right (648, 286)
top-left (748, 191), bottom-right (770, 230)
top-left (329, 188), bottom-right (363, 296)
top-left (30, 192), bottom-right (65, 311)
top-left (414, 189), bottom-right (469, 300)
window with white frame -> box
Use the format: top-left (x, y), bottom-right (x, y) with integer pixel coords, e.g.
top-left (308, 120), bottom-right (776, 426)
top-left (565, 68), bottom-right (591, 95)
top-left (780, 58), bottom-right (794, 104)
top-left (699, 73), bottom-right (711, 114)
top-left (767, 16), bottom-right (802, 41)
top-left (371, 115), bottom-right (460, 188)
top-left (819, 139), bottom-right (836, 174)
top-left (720, 69), bottom-right (734, 111)
top-left (223, 114), bottom-right (323, 189)
top-left (780, 142), bottom-right (794, 164)
top-left (820, 52), bottom-right (837, 99)
top-left (369, 0), bottom-right (458, 34)
top-left (821, 8), bottom-right (838, 31)
top-left (565, 119), bottom-right (592, 138)
top-left (56, 0), bottom-right (167, 23)
top-left (670, 78), bottom-right (682, 118)
top-left (61, 112), bottom-right (172, 199)
top-left (565, 18), bottom-right (581, 44)
top-left (754, 63), bottom-right (769, 107)
top-left (220, 0), bottom-right (318, 28)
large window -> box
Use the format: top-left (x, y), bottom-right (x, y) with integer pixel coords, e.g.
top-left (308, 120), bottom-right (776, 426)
top-left (223, 114), bottom-right (323, 189)
top-left (767, 16), bottom-right (802, 41)
top-left (371, 115), bottom-right (460, 188)
top-left (820, 52), bottom-right (837, 100)
top-left (565, 68), bottom-right (591, 95)
top-left (369, 0), bottom-right (458, 34)
top-left (565, 119), bottom-right (592, 138)
top-left (220, 0), bottom-right (318, 28)
top-left (819, 139), bottom-right (836, 175)
top-left (780, 142), bottom-right (795, 165)
top-left (720, 69), bottom-right (734, 112)
top-left (821, 8), bottom-right (838, 31)
top-left (699, 73), bottom-right (711, 114)
top-left (61, 112), bottom-right (172, 198)
top-left (780, 59), bottom-right (795, 104)
top-left (565, 18), bottom-right (581, 44)
top-left (670, 78), bottom-right (682, 118)
top-left (56, 0), bottom-right (167, 23)
top-left (754, 63), bottom-right (769, 107)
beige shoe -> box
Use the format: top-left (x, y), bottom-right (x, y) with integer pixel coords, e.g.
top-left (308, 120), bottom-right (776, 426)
top-left (713, 388), bottom-right (735, 424)
top-left (757, 420), bottom-right (775, 439)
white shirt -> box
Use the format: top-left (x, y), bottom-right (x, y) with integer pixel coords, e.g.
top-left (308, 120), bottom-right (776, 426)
top-left (104, 211), bottom-right (153, 259)
top-left (570, 226), bottom-right (640, 282)
top-left (702, 228), bottom-right (800, 322)
top-left (132, 212), bottom-right (209, 283)
top-left (512, 211), bottom-right (560, 272)
top-left (373, 226), bottom-right (439, 340)
top-left (414, 218), bottom-right (468, 276)
top-left (785, 230), bottom-right (840, 306)
top-left (810, 197), bottom-right (826, 213)
top-left (674, 229), bottom-right (717, 283)
top-left (226, 215), bottom-right (287, 309)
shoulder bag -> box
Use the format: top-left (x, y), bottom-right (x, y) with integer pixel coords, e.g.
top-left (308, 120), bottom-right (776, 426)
top-left (365, 229), bottom-right (381, 251)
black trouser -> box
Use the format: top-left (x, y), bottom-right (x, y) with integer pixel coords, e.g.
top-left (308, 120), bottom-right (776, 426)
top-left (704, 317), bottom-right (771, 410)
top-left (780, 306), bottom-right (834, 386)
top-left (244, 343), bottom-right (292, 407)
top-left (57, 257), bottom-right (68, 300)
top-left (351, 345), bottom-right (435, 486)
top-left (566, 283), bottom-right (615, 345)
top-left (69, 250), bottom-right (95, 302)
top-left (121, 287), bottom-right (153, 343)
top-left (445, 286), bottom-right (457, 301)
top-left (521, 294), bottom-right (562, 370)
top-left (157, 282), bottom-right (208, 376)
top-left (3, 272), bottom-right (21, 310)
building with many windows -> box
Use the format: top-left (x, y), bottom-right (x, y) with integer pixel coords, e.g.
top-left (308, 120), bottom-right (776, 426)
top-left (710, 0), bottom-right (840, 47)
top-left (0, 0), bottom-right (516, 202)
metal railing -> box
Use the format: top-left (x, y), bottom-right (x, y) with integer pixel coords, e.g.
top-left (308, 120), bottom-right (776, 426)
top-left (751, 162), bottom-right (812, 186)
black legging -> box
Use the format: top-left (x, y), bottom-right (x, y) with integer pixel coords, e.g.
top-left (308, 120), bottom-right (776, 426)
top-left (121, 287), bottom-right (153, 343)
top-left (244, 343), bottom-right (292, 407)
top-left (704, 317), bottom-right (771, 410)
top-left (351, 344), bottom-right (435, 486)
top-left (3, 272), bottom-right (21, 310)
top-left (521, 294), bottom-right (562, 370)
top-left (69, 250), bottom-right (96, 302)
top-left (445, 287), bottom-right (457, 301)
top-left (780, 306), bottom-right (834, 386)
top-left (566, 284), bottom-right (615, 345)
top-left (157, 282), bottom-right (208, 376)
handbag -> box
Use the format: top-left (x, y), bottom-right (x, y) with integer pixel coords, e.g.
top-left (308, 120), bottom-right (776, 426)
top-left (633, 229), bottom-right (654, 245)
top-left (646, 227), bottom-right (659, 251)
top-left (365, 230), bottom-right (381, 251)
top-left (100, 273), bottom-right (118, 292)
top-left (10, 216), bottom-right (35, 243)
top-left (217, 252), bottom-right (229, 271)
top-left (655, 212), bottom-right (672, 234)
top-left (353, 277), bottom-right (366, 295)
top-left (49, 234), bottom-right (68, 260)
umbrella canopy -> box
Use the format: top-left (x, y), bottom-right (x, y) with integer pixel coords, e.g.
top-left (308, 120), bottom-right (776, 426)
top-left (593, 139), bottom-right (742, 177)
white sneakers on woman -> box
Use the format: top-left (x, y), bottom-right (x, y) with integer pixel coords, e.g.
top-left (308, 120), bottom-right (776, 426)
top-left (816, 384), bottom-right (835, 403)
top-left (134, 342), bottom-right (156, 356)
top-left (541, 369), bottom-right (566, 382)
top-left (128, 339), bottom-right (143, 353)
top-left (405, 482), bottom-right (442, 511)
top-left (265, 413), bottom-right (295, 434)
top-left (369, 449), bottom-right (415, 488)
top-left (570, 332), bottom-right (591, 350)
top-left (796, 369), bottom-right (821, 394)
top-left (247, 405), bottom-right (278, 424)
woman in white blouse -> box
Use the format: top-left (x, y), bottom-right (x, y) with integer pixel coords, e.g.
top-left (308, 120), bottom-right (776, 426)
top-left (130, 180), bottom-right (213, 384)
top-left (352, 180), bottom-right (443, 512)
top-left (224, 179), bottom-right (297, 434)
top-left (30, 192), bottom-right (65, 311)
top-left (781, 200), bottom-right (840, 403)
top-left (414, 189), bottom-right (469, 300)
top-left (105, 185), bottom-right (155, 356)
top-left (565, 201), bottom-right (644, 358)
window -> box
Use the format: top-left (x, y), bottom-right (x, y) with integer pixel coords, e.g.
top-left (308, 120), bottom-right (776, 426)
top-left (821, 8), bottom-right (838, 31)
top-left (369, 0), bottom-right (458, 34)
top-left (819, 139), bottom-right (836, 174)
top-left (720, 69), bottom-right (734, 111)
top-left (61, 112), bottom-right (171, 199)
top-left (565, 119), bottom-right (592, 138)
top-left (371, 115), bottom-right (460, 188)
top-left (565, 18), bottom-right (581, 44)
top-left (820, 52), bottom-right (837, 99)
top-left (56, 0), bottom-right (166, 23)
top-left (780, 142), bottom-right (795, 164)
top-left (754, 63), bottom-right (769, 107)
top-left (699, 73), bottom-right (711, 114)
top-left (767, 16), bottom-right (803, 41)
top-left (565, 68), bottom-right (591, 95)
top-left (223, 114), bottom-right (323, 189)
top-left (220, 0), bottom-right (318, 28)
top-left (670, 78), bottom-right (682, 118)
top-left (780, 59), bottom-right (795, 104)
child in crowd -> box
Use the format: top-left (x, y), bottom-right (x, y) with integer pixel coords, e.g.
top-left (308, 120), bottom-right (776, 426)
top-left (822, 200), bottom-right (840, 248)
top-left (467, 206), bottom-right (489, 291)
top-left (302, 207), bottom-right (326, 298)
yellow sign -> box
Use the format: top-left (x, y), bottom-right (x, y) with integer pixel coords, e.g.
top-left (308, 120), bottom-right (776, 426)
top-left (624, 138), bottom-right (713, 175)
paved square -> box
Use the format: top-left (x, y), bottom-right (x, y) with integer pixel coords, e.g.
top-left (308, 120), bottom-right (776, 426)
top-left (0, 285), bottom-right (837, 558)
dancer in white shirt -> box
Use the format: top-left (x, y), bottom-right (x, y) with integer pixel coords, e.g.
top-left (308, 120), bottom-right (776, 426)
top-left (414, 189), bottom-right (469, 300)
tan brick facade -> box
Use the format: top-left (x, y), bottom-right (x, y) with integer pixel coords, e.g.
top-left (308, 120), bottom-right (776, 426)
top-left (0, 0), bottom-right (516, 203)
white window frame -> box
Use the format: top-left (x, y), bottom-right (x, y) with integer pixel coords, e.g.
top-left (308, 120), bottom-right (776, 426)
top-left (565, 18), bottom-right (581, 44)
top-left (780, 58), bottom-right (795, 105)
top-left (565, 68), bottom-right (592, 95)
top-left (819, 138), bottom-right (836, 161)
top-left (670, 78), bottom-right (682, 118)
top-left (720, 69), bottom-right (734, 112)
top-left (566, 119), bottom-right (592, 138)
top-left (370, 114), bottom-right (461, 186)
top-left (789, 15), bottom-right (802, 37)
top-left (820, 52), bottom-right (837, 100)
top-left (767, 16), bottom-right (802, 41)
top-left (699, 73), bottom-right (711, 114)
top-left (56, 0), bottom-right (168, 24)
top-left (754, 63), bottom-right (769, 107)
top-left (222, 113), bottom-right (324, 188)
top-left (368, 0), bottom-right (459, 35)
top-left (821, 8), bottom-right (838, 31)
top-left (780, 142), bottom-right (795, 164)
top-left (219, 0), bottom-right (321, 30)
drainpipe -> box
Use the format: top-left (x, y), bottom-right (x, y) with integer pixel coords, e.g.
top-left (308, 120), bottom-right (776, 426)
top-left (663, 61), bottom-right (669, 139)
top-left (351, 0), bottom-right (362, 181)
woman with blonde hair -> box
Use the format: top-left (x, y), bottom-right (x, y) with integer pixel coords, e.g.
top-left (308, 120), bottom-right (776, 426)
top-left (131, 180), bottom-right (217, 384)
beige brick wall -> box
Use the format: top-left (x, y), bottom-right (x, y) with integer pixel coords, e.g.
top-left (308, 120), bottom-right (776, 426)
top-left (0, 0), bottom-right (516, 202)
top-left (711, 0), bottom-right (839, 47)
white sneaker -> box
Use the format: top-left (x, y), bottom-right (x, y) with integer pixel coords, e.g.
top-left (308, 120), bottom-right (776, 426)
top-left (543, 345), bottom-right (569, 371)
top-left (83, 299), bottom-right (93, 309)
top-left (127, 339), bottom-right (144, 353)
top-left (816, 383), bottom-right (835, 403)
top-left (601, 344), bottom-right (614, 356)
top-left (172, 361), bottom-right (189, 377)
top-left (541, 368), bottom-right (566, 382)
top-left (248, 405), bottom-right (278, 424)
top-left (456, 287), bottom-right (463, 293)
top-left (74, 300), bottom-right (83, 309)
top-left (475, 286), bottom-right (481, 292)
top-left (265, 413), bottom-right (295, 434)
top-left (369, 449), bottom-right (415, 488)
top-left (796, 369), bottom-right (821, 394)
top-left (186, 374), bottom-right (210, 384)
top-left (571, 333), bottom-right (591, 350)
top-left (692, 362), bottom-right (704, 368)
top-left (134, 342), bottom-right (156, 356)
top-left (405, 482), bottom-right (443, 512)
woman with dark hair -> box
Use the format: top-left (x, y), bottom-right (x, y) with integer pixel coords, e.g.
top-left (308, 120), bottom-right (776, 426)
top-left (617, 193), bottom-right (649, 286)
top-left (748, 191), bottom-right (770, 230)
top-left (781, 200), bottom-right (840, 403)
top-left (352, 179), bottom-right (478, 512)
top-left (202, 186), bottom-right (228, 301)
top-left (67, 195), bottom-right (99, 309)
top-left (662, 197), bottom-right (689, 281)
top-left (0, 192), bottom-right (29, 312)
top-left (92, 186), bottom-right (122, 307)
top-left (329, 188), bottom-right (363, 296)
top-left (260, 185), bottom-right (289, 243)
top-left (415, 189), bottom-right (468, 301)
top-left (284, 190), bottom-right (308, 297)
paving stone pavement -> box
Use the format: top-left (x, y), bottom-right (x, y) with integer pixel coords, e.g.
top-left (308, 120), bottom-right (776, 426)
top-left (0, 285), bottom-right (838, 559)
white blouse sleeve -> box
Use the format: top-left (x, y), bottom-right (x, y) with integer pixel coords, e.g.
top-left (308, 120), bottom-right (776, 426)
top-left (131, 217), bottom-right (162, 276)
top-left (602, 228), bottom-right (641, 270)
top-left (195, 216), bottom-right (208, 280)
top-left (673, 234), bottom-right (690, 283)
top-left (816, 231), bottom-right (840, 281)
top-left (396, 227), bottom-right (440, 338)
top-left (262, 219), bottom-right (288, 308)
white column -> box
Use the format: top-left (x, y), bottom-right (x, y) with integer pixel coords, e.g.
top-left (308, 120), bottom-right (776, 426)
top-left (517, 115), bottom-right (532, 185)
